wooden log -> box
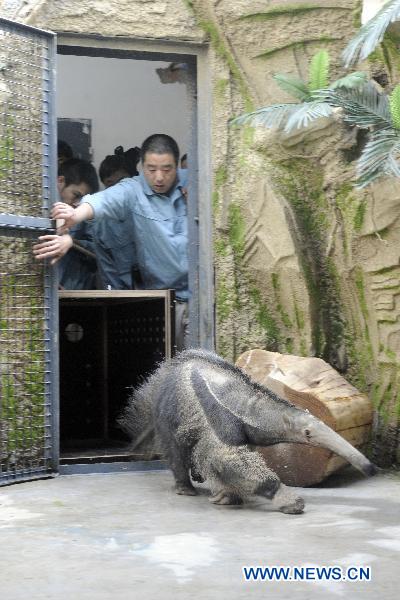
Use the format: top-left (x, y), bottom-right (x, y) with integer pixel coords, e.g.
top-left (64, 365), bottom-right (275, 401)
top-left (236, 349), bottom-right (374, 487)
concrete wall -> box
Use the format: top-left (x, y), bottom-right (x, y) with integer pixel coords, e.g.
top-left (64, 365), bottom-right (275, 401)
top-left (57, 54), bottom-right (189, 175)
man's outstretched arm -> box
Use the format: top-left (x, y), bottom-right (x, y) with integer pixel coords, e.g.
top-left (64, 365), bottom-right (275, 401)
top-left (51, 201), bottom-right (94, 233)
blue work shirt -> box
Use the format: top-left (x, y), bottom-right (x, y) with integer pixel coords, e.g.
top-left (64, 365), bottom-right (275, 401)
top-left (91, 200), bottom-right (137, 290)
top-left (83, 170), bottom-right (188, 299)
top-left (58, 221), bottom-right (98, 290)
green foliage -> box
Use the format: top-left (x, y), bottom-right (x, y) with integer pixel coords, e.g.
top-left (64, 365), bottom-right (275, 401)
top-left (309, 50), bottom-right (330, 91)
top-left (216, 275), bottom-right (232, 322)
top-left (389, 84), bottom-right (400, 129)
top-left (343, 0), bottom-right (400, 67)
top-left (316, 83), bottom-right (400, 187)
top-left (273, 73), bottom-right (310, 101)
top-left (271, 158), bottom-right (346, 363)
top-left (317, 82), bottom-right (392, 130)
top-left (357, 129), bottom-right (400, 187)
top-left (330, 71), bottom-right (368, 90)
top-left (354, 199), bottom-right (367, 231)
top-left (231, 50), bottom-right (366, 134)
top-left (0, 116), bottom-right (14, 180)
top-left (199, 20), bottom-right (253, 112)
top-left (250, 287), bottom-right (281, 347)
top-left (228, 202), bottom-right (246, 260)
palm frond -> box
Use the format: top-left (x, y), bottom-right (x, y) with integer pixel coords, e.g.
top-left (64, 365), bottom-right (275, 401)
top-left (273, 73), bottom-right (310, 101)
top-left (343, 0), bottom-right (400, 67)
top-left (330, 71), bottom-right (368, 90)
top-left (309, 50), bottom-right (330, 91)
top-left (230, 103), bottom-right (297, 130)
top-left (389, 84), bottom-right (400, 129)
top-left (356, 128), bottom-right (400, 187)
top-left (316, 82), bottom-right (392, 130)
top-left (283, 101), bottom-right (333, 133)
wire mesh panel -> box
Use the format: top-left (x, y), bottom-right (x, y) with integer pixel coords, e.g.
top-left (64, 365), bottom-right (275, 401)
top-left (0, 231), bottom-right (53, 478)
top-left (0, 18), bottom-right (57, 485)
top-left (0, 19), bottom-right (53, 219)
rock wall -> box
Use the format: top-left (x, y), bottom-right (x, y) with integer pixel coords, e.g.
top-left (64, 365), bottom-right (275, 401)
top-left (7, 0), bottom-right (400, 467)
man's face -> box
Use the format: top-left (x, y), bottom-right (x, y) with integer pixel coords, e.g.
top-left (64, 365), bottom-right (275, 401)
top-left (102, 169), bottom-right (130, 189)
top-left (142, 152), bottom-right (177, 195)
top-left (57, 176), bottom-right (91, 208)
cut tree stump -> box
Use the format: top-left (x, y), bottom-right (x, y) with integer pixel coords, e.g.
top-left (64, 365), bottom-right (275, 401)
top-left (236, 349), bottom-right (374, 487)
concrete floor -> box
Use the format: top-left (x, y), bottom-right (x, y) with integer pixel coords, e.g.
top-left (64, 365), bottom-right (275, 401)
top-left (1, 468), bottom-right (399, 600)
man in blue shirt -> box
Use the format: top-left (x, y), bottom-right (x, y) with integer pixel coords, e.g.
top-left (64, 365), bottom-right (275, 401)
top-left (33, 158), bottom-right (99, 289)
top-left (40, 134), bottom-right (189, 349)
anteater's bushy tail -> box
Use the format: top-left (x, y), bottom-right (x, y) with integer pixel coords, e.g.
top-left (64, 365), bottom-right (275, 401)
top-left (117, 381), bottom-right (157, 455)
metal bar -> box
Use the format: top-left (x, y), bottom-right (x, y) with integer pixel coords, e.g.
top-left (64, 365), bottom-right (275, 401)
top-left (44, 29), bottom-right (60, 474)
top-left (59, 460), bottom-right (168, 476)
top-left (164, 289), bottom-right (175, 359)
top-left (0, 215), bottom-right (54, 230)
top-left (0, 17), bottom-right (56, 38)
top-left (186, 59), bottom-right (200, 348)
top-left (102, 304), bottom-right (109, 441)
top-left (58, 290), bottom-right (172, 299)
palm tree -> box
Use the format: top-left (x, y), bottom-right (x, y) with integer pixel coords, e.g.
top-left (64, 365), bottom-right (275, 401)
top-left (343, 0), bottom-right (400, 68)
top-left (317, 82), bottom-right (400, 187)
top-left (231, 50), bottom-right (366, 134)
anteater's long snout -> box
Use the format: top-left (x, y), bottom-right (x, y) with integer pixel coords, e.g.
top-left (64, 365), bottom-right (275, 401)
top-left (309, 420), bottom-right (378, 477)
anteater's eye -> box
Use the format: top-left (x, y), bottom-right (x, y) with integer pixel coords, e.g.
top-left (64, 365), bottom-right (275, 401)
top-left (305, 429), bottom-right (311, 438)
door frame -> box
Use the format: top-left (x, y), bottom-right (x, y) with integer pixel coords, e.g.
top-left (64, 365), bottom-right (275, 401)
top-left (57, 33), bottom-right (214, 351)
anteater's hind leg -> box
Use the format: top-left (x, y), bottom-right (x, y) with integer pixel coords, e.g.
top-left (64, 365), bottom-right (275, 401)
top-left (157, 428), bottom-right (197, 496)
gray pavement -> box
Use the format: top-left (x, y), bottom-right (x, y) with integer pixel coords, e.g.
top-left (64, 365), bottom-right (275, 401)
top-left (1, 468), bottom-right (399, 599)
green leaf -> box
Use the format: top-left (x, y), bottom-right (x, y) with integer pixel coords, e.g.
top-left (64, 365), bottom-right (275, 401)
top-left (273, 73), bottom-right (310, 101)
top-left (330, 71), bottom-right (368, 90)
top-left (356, 128), bottom-right (400, 187)
top-left (316, 82), bottom-right (392, 130)
top-left (283, 101), bottom-right (333, 133)
top-left (389, 84), bottom-right (400, 129)
top-left (308, 50), bottom-right (330, 92)
top-left (230, 104), bottom-right (298, 130)
top-left (342, 0), bottom-right (400, 67)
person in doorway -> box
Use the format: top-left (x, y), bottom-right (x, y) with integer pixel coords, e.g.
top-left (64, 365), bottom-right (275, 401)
top-left (99, 146), bottom-right (140, 188)
top-left (37, 134), bottom-right (189, 349)
top-left (57, 139), bottom-right (73, 166)
top-left (33, 158), bottom-right (100, 289)
top-left (94, 145), bottom-right (142, 290)
top-left (180, 153), bottom-right (187, 169)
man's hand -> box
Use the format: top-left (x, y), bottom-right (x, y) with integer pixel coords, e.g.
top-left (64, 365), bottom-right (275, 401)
top-left (51, 202), bottom-right (78, 233)
top-left (51, 201), bottom-right (94, 233)
top-left (33, 234), bottom-right (73, 265)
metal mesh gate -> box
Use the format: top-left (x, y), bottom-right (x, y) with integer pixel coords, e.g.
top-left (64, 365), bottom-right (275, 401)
top-left (0, 18), bottom-right (58, 484)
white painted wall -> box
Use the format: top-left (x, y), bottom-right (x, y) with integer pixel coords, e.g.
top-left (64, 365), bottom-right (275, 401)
top-left (56, 54), bottom-right (189, 177)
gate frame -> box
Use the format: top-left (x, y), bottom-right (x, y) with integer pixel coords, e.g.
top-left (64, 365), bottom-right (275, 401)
top-left (0, 17), bottom-right (59, 484)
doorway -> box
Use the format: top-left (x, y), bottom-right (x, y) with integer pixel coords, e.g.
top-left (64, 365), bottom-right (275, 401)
top-left (56, 39), bottom-right (212, 465)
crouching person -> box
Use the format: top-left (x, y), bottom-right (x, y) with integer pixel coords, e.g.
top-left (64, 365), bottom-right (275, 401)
top-left (33, 158), bottom-right (100, 289)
